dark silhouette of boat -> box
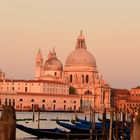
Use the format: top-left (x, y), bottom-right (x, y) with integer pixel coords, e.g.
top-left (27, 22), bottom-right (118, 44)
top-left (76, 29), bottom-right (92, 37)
top-left (16, 124), bottom-right (101, 139)
top-left (16, 124), bottom-right (67, 139)
top-left (56, 120), bottom-right (90, 133)
top-left (56, 120), bottom-right (109, 134)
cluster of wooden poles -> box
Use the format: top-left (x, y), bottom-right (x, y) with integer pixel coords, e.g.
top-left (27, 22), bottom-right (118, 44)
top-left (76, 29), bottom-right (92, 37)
top-left (88, 107), bottom-right (136, 140)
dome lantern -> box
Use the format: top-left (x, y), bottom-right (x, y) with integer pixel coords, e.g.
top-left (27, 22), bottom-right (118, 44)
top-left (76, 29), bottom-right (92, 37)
top-left (75, 30), bottom-right (87, 50)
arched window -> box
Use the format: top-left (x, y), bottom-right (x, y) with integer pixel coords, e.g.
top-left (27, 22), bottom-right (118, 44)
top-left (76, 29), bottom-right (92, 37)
top-left (84, 90), bottom-right (92, 95)
top-left (13, 99), bottom-right (15, 107)
top-left (74, 105), bottom-right (76, 111)
top-left (9, 99), bottom-right (11, 106)
top-left (5, 99), bottom-right (7, 105)
top-left (64, 104), bottom-right (66, 110)
top-left (64, 100), bottom-right (66, 103)
top-left (82, 75), bottom-right (84, 83)
top-left (54, 72), bottom-right (57, 76)
top-left (70, 75), bottom-right (73, 83)
top-left (53, 100), bottom-right (56, 103)
top-left (25, 87), bottom-right (27, 92)
top-left (53, 104), bottom-right (56, 110)
top-left (42, 104), bottom-right (45, 110)
top-left (86, 75), bottom-right (89, 83)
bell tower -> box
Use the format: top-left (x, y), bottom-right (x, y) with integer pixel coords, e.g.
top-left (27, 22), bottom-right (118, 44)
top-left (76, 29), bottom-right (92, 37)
top-left (35, 49), bottom-right (44, 80)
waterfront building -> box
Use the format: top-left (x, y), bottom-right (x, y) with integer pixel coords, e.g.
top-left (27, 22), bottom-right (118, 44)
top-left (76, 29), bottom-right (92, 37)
top-left (117, 86), bottom-right (140, 114)
top-left (111, 88), bottom-right (130, 108)
top-left (0, 32), bottom-right (111, 111)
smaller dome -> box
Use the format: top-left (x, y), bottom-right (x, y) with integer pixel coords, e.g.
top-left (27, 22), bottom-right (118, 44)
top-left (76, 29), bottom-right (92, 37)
top-left (44, 58), bottom-right (63, 71)
top-left (44, 47), bottom-right (63, 71)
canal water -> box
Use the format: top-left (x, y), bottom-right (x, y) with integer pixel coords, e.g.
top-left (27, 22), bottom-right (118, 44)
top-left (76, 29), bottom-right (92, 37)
top-left (15, 111), bottom-right (109, 140)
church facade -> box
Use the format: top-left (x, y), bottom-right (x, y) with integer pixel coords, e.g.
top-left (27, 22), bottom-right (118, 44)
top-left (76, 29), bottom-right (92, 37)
top-left (0, 32), bottom-right (110, 112)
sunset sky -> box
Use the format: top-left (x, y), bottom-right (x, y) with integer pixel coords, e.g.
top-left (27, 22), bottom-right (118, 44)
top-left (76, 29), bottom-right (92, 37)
top-left (0, 0), bottom-right (140, 89)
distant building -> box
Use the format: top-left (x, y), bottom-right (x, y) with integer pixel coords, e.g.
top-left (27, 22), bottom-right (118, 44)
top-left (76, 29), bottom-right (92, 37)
top-left (0, 79), bottom-right (80, 111)
top-left (111, 88), bottom-right (130, 108)
top-left (0, 31), bottom-right (110, 111)
top-left (0, 69), bottom-right (5, 80)
top-left (117, 86), bottom-right (140, 113)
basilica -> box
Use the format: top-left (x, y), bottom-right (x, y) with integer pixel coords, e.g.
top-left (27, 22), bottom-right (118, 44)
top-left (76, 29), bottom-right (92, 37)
top-left (0, 32), bottom-right (111, 112)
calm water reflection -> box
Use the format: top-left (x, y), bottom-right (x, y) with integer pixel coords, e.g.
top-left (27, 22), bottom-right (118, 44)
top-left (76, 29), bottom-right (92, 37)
top-left (16, 111), bottom-right (109, 140)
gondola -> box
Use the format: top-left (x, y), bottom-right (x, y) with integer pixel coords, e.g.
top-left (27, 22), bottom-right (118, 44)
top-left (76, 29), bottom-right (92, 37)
top-left (75, 116), bottom-right (91, 125)
top-left (16, 124), bottom-right (67, 139)
top-left (56, 120), bottom-right (110, 134)
top-left (16, 124), bottom-right (100, 139)
top-left (56, 120), bottom-right (90, 133)
top-left (75, 116), bottom-right (110, 129)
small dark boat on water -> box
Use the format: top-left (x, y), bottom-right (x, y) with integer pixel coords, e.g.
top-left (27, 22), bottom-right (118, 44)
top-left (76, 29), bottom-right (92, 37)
top-left (56, 120), bottom-right (90, 133)
top-left (16, 124), bottom-right (105, 139)
top-left (16, 124), bottom-right (67, 139)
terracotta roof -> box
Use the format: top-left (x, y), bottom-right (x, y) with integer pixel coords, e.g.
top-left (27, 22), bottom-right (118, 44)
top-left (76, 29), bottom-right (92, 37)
top-left (132, 86), bottom-right (140, 89)
top-left (111, 88), bottom-right (130, 97)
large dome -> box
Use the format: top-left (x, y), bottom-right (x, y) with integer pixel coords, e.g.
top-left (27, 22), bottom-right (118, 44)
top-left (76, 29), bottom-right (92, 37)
top-left (65, 49), bottom-right (96, 67)
top-left (65, 31), bottom-right (96, 67)
top-left (44, 58), bottom-right (63, 71)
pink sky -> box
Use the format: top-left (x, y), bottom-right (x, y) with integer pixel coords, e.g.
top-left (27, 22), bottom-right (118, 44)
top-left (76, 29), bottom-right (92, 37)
top-left (0, 0), bottom-right (140, 89)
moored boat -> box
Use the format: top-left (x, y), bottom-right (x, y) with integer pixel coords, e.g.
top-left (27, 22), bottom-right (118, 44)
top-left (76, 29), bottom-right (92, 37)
top-left (16, 124), bottom-right (100, 139)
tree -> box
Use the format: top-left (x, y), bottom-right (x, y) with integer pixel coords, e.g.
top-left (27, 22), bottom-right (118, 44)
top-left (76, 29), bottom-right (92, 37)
top-left (69, 86), bottom-right (76, 94)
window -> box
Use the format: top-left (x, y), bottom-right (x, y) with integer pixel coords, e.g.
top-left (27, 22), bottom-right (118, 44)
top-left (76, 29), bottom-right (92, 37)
top-left (86, 75), bottom-right (89, 83)
top-left (53, 100), bottom-right (56, 103)
top-left (9, 99), bottom-right (11, 106)
top-left (42, 99), bottom-right (45, 102)
top-left (25, 87), bottom-right (27, 92)
top-left (70, 75), bottom-right (73, 83)
top-left (13, 99), bottom-right (15, 106)
top-left (54, 72), bottom-right (57, 76)
top-left (82, 75), bottom-right (84, 83)
top-left (5, 99), bottom-right (7, 105)
top-left (31, 99), bottom-right (34, 102)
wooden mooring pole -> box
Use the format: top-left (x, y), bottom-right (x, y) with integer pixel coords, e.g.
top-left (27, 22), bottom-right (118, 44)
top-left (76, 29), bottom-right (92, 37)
top-left (115, 108), bottom-right (119, 140)
top-left (132, 108), bottom-right (140, 140)
top-left (102, 108), bottom-right (107, 140)
top-left (109, 108), bottom-right (113, 140)
top-left (0, 105), bottom-right (16, 140)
